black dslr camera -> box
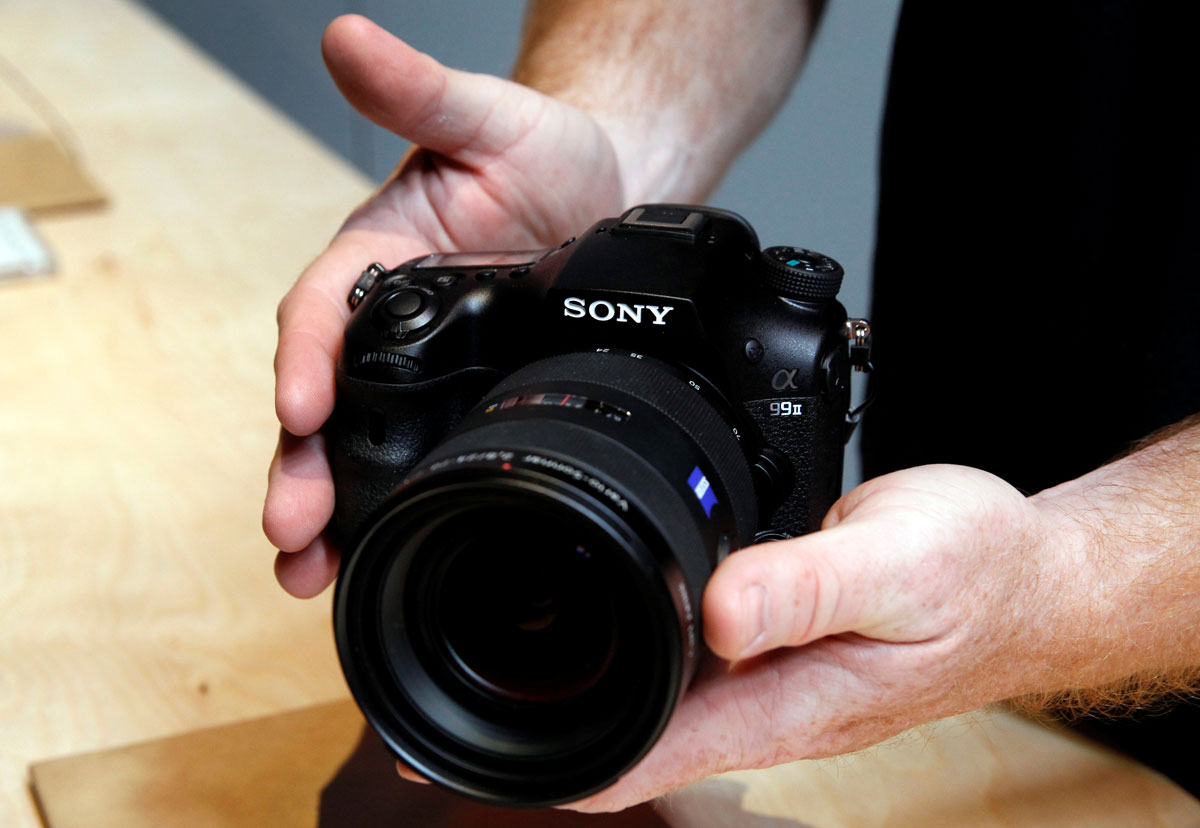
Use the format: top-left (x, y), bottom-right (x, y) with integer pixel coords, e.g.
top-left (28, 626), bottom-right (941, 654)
top-left (328, 205), bottom-right (871, 807)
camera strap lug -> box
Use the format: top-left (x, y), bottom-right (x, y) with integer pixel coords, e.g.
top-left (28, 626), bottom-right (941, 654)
top-left (843, 318), bottom-right (874, 443)
top-left (845, 319), bottom-right (873, 371)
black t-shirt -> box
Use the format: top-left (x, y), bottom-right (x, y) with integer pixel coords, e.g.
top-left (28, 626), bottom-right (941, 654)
top-left (862, 0), bottom-right (1200, 794)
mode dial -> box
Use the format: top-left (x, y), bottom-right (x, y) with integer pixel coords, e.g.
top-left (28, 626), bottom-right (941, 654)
top-left (760, 246), bottom-right (844, 302)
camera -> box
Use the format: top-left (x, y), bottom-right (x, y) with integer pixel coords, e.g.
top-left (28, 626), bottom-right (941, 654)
top-left (328, 204), bottom-right (871, 807)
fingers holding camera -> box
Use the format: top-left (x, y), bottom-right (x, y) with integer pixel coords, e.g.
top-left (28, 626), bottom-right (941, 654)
top-left (273, 533), bottom-right (340, 600)
top-left (269, 229), bottom-right (423, 600)
top-left (702, 523), bottom-right (886, 662)
top-left (273, 265), bottom-right (346, 439)
top-left (394, 761), bottom-right (430, 786)
top-left (264, 430), bottom-right (339, 597)
top-left (274, 228), bottom-right (425, 437)
top-left (702, 487), bottom-right (949, 664)
top-left (705, 465), bottom-right (1053, 663)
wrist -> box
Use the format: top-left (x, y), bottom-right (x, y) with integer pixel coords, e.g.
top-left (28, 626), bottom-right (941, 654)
top-left (1023, 491), bottom-right (1118, 683)
top-left (510, 81), bottom-right (727, 205)
top-left (956, 487), bottom-right (1107, 703)
top-left (512, 0), bottom-right (812, 205)
top-left (1017, 470), bottom-right (1200, 711)
top-left (586, 110), bottom-right (717, 205)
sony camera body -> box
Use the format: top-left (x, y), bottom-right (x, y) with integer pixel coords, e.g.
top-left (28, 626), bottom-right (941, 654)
top-left (331, 204), bottom-right (867, 543)
top-left (328, 204), bottom-right (870, 806)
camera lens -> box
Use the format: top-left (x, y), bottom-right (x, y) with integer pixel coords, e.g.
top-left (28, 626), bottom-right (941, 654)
top-left (431, 507), bottom-right (619, 703)
top-left (388, 500), bottom-right (623, 705)
top-left (334, 351), bottom-right (757, 806)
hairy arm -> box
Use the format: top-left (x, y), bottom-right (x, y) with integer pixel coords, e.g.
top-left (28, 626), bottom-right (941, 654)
top-left (513, 0), bottom-right (820, 203)
top-left (1017, 415), bottom-right (1200, 714)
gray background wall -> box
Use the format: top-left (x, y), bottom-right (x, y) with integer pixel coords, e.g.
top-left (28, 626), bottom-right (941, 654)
top-left (138, 0), bottom-right (903, 488)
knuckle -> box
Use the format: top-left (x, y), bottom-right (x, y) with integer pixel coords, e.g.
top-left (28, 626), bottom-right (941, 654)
top-left (788, 548), bottom-right (847, 645)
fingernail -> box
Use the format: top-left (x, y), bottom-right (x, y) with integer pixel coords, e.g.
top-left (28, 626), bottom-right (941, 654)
top-left (738, 584), bottom-right (769, 658)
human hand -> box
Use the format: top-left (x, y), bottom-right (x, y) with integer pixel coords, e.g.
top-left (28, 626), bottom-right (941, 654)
top-left (565, 464), bottom-right (1092, 812)
top-left (263, 15), bottom-right (627, 597)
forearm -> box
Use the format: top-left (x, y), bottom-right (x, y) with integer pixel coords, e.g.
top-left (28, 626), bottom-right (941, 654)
top-left (1024, 414), bottom-right (1200, 710)
top-left (513, 0), bottom-right (818, 203)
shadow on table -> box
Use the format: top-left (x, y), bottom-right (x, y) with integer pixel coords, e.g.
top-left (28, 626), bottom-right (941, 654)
top-left (318, 727), bottom-right (667, 827)
top-left (654, 777), bottom-right (818, 828)
top-left (319, 728), bottom-right (816, 828)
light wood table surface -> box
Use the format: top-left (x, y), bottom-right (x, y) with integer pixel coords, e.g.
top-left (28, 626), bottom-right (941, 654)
top-left (2, 1), bottom-right (1199, 826)
top-left (1, 1), bottom-right (364, 825)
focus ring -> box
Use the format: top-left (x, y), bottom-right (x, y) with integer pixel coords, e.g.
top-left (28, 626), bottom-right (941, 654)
top-left (481, 351), bottom-right (756, 546)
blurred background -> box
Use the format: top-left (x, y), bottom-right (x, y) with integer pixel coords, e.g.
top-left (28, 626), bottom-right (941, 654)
top-left (137, 0), bottom-right (904, 486)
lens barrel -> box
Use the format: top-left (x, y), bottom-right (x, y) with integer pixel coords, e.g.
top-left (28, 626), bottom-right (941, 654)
top-left (334, 351), bottom-right (756, 806)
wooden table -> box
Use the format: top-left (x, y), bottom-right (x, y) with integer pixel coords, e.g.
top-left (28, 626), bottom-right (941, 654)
top-left (0, 1), bottom-right (364, 824)
top-left (2, 1), bottom-right (1199, 826)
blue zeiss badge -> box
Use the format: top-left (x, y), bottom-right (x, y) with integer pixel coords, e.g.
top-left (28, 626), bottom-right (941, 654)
top-left (687, 466), bottom-right (718, 517)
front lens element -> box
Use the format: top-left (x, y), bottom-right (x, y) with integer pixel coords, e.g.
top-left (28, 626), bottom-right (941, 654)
top-left (430, 505), bottom-right (619, 703)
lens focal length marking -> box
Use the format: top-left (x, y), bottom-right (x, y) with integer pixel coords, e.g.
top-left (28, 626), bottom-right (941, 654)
top-left (484, 393), bottom-right (632, 423)
top-left (417, 449), bottom-right (633, 514)
top-left (520, 453), bottom-right (631, 513)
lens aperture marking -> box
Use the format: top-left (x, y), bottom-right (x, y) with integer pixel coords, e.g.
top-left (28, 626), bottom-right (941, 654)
top-left (484, 393), bottom-right (632, 423)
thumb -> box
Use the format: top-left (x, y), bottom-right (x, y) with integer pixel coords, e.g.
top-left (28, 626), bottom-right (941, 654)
top-left (322, 15), bottom-right (535, 164)
top-left (703, 523), bottom-right (893, 661)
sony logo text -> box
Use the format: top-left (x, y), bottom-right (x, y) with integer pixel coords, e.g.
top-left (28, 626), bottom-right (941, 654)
top-left (562, 297), bottom-right (675, 325)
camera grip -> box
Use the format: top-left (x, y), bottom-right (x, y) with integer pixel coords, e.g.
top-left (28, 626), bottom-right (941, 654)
top-left (748, 394), bottom-right (845, 535)
top-left (326, 367), bottom-right (504, 546)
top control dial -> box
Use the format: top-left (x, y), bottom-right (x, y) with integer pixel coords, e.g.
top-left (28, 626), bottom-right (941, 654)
top-left (760, 246), bottom-right (844, 302)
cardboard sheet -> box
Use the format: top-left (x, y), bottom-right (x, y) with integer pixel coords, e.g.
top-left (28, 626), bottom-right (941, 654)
top-left (0, 131), bottom-right (105, 213)
top-left (29, 700), bottom-right (669, 828)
